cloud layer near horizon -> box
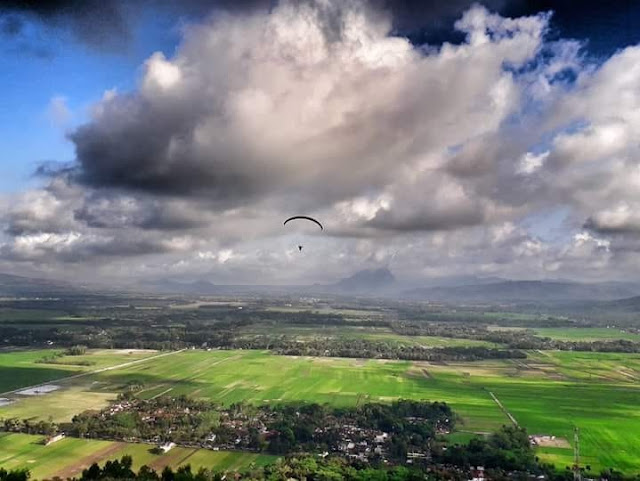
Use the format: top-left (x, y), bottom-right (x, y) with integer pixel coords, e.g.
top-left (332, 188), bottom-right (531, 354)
top-left (3, 0), bottom-right (640, 285)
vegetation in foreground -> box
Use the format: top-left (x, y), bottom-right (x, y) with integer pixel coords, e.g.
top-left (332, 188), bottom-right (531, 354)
top-left (4, 426), bottom-right (633, 480)
top-left (0, 426), bottom-right (555, 480)
top-left (6, 397), bottom-right (453, 462)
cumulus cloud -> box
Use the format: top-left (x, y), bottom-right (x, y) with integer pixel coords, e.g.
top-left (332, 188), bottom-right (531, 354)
top-left (4, 0), bottom-right (640, 284)
top-left (68, 2), bottom-right (553, 219)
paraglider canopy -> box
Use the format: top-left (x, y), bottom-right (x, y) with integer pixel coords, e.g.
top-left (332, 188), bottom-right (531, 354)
top-left (283, 216), bottom-right (323, 230)
top-left (283, 216), bottom-right (323, 253)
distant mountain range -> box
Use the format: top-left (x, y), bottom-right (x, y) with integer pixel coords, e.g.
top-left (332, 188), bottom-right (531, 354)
top-left (146, 268), bottom-right (397, 296)
top-left (404, 280), bottom-right (640, 303)
top-left (99, 271), bottom-right (640, 303)
top-left (0, 272), bottom-right (88, 297)
top-left (599, 295), bottom-right (640, 312)
top-left (1, 269), bottom-right (640, 306)
top-left (148, 279), bottom-right (220, 295)
top-left (334, 268), bottom-right (396, 292)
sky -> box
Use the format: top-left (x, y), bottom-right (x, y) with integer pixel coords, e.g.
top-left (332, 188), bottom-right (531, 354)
top-left (1, 0), bottom-right (640, 287)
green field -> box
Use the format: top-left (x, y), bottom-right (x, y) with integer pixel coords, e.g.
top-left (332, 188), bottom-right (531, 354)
top-left (0, 309), bottom-right (70, 322)
top-left (2, 349), bottom-right (640, 474)
top-left (238, 324), bottom-right (498, 347)
top-left (0, 433), bottom-right (276, 480)
top-left (263, 306), bottom-right (382, 317)
top-left (0, 349), bottom-right (159, 394)
top-left (0, 349), bottom-right (175, 421)
top-left (533, 327), bottom-right (640, 342)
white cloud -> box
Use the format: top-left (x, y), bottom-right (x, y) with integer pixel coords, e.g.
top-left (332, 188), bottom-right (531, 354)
top-left (143, 52), bottom-right (183, 91)
top-left (46, 95), bottom-right (72, 127)
top-left (518, 151), bottom-right (548, 174)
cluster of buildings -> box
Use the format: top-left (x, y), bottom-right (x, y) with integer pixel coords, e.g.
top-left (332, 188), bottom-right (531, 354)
top-left (88, 399), bottom-right (439, 466)
top-left (317, 423), bottom-right (392, 462)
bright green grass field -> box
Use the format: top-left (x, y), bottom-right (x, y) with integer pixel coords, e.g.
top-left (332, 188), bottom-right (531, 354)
top-left (3, 349), bottom-right (640, 474)
top-left (533, 327), bottom-right (640, 342)
top-left (0, 349), bottom-right (159, 394)
top-left (0, 433), bottom-right (276, 480)
top-left (97, 350), bottom-right (640, 474)
top-left (106, 351), bottom-right (506, 430)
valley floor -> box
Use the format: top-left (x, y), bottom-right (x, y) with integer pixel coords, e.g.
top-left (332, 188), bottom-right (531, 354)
top-left (1, 348), bottom-right (640, 476)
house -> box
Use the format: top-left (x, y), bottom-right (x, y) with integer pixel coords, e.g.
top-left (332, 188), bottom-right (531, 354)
top-left (206, 434), bottom-right (217, 443)
top-left (407, 452), bottom-right (427, 459)
top-left (159, 442), bottom-right (176, 453)
top-left (44, 433), bottom-right (65, 446)
top-left (470, 466), bottom-right (485, 481)
top-left (374, 433), bottom-right (388, 443)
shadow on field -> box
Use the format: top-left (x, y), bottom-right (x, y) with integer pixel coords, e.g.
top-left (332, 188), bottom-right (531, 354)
top-left (0, 366), bottom-right (83, 394)
top-left (91, 370), bottom-right (203, 398)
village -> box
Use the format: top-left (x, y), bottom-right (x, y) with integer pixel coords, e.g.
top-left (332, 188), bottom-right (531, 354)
top-left (49, 395), bottom-right (452, 466)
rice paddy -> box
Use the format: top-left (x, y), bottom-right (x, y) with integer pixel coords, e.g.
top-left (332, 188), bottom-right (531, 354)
top-left (1, 348), bottom-right (640, 474)
top-left (0, 433), bottom-right (276, 480)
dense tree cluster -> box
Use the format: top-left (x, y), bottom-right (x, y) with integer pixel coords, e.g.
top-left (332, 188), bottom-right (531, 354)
top-left (2, 418), bottom-right (56, 436)
top-left (231, 336), bottom-right (527, 361)
top-left (391, 322), bottom-right (640, 354)
top-left (77, 455), bottom-right (435, 481)
top-left (65, 345), bottom-right (88, 355)
top-left (435, 426), bottom-right (535, 471)
top-left (0, 468), bottom-right (29, 481)
top-left (2, 297), bottom-right (640, 356)
top-left (56, 396), bottom-right (453, 462)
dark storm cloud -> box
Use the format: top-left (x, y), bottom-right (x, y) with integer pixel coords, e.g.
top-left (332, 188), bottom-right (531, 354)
top-left (378, 0), bottom-right (509, 41)
top-left (584, 216), bottom-right (640, 236)
top-left (382, 0), bottom-right (640, 57)
top-left (68, 106), bottom-right (272, 204)
top-left (500, 0), bottom-right (640, 57)
top-left (0, 0), bottom-right (272, 50)
top-left (366, 207), bottom-right (485, 232)
top-left (67, 237), bottom-right (174, 260)
top-left (0, 14), bottom-right (21, 34)
top-left (2, 0), bottom-right (638, 56)
top-left (0, 0), bottom-right (130, 49)
top-left (0, 235), bottom-right (179, 264)
top-left (73, 193), bottom-right (210, 231)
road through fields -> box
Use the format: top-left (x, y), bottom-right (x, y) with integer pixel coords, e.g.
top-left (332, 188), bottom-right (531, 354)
top-left (0, 349), bottom-right (187, 397)
top-left (488, 390), bottom-right (518, 426)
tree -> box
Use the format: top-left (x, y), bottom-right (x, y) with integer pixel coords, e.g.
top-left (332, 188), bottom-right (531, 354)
top-left (138, 465), bottom-right (160, 481)
top-left (82, 463), bottom-right (101, 480)
top-left (161, 466), bottom-right (175, 481)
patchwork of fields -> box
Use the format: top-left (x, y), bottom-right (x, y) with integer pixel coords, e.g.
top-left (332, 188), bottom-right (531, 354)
top-left (0, 433), bottom-right (276, 480)
top-left (2, 348), bottom-right (640, 475)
